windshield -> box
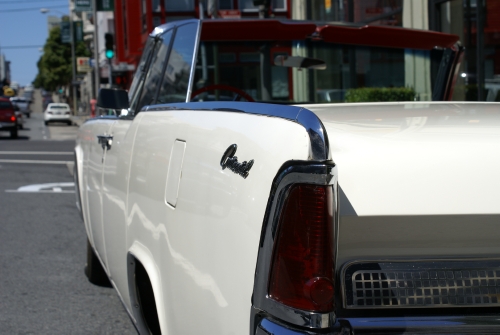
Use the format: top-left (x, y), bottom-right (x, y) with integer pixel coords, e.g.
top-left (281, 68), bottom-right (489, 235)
top-left (0, 101), bottom-right (12, 109)
top-left (192, 40), bottom-right (445, 104)
top-left (49, 105), bottom-right (69, 109)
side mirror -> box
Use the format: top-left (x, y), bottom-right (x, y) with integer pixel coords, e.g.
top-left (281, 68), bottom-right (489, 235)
top-left (274, 55), bottom-right (326, 70)
top-left (97, 88), bottom-right (129, 110)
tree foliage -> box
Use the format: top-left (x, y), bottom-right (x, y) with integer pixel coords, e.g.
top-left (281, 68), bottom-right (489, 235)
top-left (33, 23), bottom-right (90, 91)
top-left (344, 87), bottom-right (417, 102)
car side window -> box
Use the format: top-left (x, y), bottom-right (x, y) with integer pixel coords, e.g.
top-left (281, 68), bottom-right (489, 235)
top-left (134, 30), bottom-right (174, 113)
top-left (128, 38), bottom-right (155, 100)
top-left (156, 23), bottom-right (198, 104)
top-left (128, 37), bottom-right (158, 115)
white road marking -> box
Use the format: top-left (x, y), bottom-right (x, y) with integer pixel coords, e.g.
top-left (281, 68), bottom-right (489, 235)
top-left (0, 151), bottom-right (73, 155)
top-left (0, 159), bottom-right (72, 164)
top-left (5, 182), bottom-right (75, 193)
top-left (5, 190), bottom-right (75, 194)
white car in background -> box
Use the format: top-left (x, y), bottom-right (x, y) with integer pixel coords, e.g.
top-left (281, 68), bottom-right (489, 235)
top-left (44, 103), bottom-right (72, 126)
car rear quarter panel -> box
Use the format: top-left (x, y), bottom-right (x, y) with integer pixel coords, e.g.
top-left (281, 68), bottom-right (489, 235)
top-left (126, 109), bottom-right (310, 334)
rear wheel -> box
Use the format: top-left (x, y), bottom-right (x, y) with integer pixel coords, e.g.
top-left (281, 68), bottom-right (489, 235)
top-left (44, 121), bottom-right (49, 126)
top-left (27, 113), bottom-right (30, 118)
top-left (10, 128), bottom-right (18, 139)
top-left (85, 239), bottom-right (112, 287)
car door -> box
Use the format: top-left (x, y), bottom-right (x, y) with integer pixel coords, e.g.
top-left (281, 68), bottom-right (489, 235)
top-left (101, 24), bottom-right (177, 305)
top-left (84, 116), bottom-right (116, 270)
top-left (125, 21), bottom-right (201, 330)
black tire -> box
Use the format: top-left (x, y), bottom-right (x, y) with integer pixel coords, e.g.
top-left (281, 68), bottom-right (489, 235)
top-left (10, 128), bottom-right (18, 139)
top-left (136, 261), bottom-right (162, 335)
top-left (67, 121), bottom-right (73, 126)
top-left (27, 113), bottom-right (30, 119)
top-left (85, 239), bottom-right (112, 287)
top-left (44, 121), bottom-right (49, 126)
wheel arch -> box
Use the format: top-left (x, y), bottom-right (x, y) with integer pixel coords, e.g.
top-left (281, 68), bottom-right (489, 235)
top-left (127, 243), bottom-right (167, 335)
top-left (74, 145), bottom-right (93, 244)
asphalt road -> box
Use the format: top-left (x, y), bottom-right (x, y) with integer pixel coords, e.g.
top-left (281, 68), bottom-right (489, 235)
top-left (0, 94), bottom-right (136, 334)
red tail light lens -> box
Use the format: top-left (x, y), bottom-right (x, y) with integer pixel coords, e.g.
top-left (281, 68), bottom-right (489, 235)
top-left (269, 184), bottom-right (334, 313)
top-left (10, 116), bottom-right (16, 122)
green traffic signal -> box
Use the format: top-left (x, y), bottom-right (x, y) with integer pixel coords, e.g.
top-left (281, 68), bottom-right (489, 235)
top-left (105, 33), bottom-right (114, 59)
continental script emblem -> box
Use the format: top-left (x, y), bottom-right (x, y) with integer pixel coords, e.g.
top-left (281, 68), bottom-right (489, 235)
top-left (220, 144), bottom-right (254, 179)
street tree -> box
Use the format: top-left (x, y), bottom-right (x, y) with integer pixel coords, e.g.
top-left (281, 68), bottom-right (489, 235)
top-left (33, 20), bottom-right (89, 94)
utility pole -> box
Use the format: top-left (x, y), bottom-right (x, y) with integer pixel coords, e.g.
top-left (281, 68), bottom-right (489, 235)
top-left (69, 10), bottom-right (78, 115)
top-left (477, 0), bottom-right (485, 101)
top-left (92, 0), bottom-right (100, 99)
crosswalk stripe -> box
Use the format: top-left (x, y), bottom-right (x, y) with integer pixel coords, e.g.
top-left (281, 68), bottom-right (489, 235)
top-left (0, 159), bottom-right (72, 164)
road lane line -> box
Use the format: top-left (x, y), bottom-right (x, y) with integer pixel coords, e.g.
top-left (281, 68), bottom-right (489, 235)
top-left (0, 159), bottom-right (72, 164)
top-left (0, 151), bottom-right (73, 155)
top-left (5, 190), bottom-right (75, 193)
top-left (5, 182), bottom-right (75, 193)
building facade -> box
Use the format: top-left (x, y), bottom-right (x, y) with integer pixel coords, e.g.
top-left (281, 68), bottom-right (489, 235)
top-left (94, 0), bottom-right (498, 102)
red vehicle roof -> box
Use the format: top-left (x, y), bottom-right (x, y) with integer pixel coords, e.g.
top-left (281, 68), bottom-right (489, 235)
top-left (200, 19), bottom-right (459, 50)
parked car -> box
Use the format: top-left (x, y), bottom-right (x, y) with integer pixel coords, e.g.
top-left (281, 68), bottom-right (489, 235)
top-left (44, 103), bottom-right (72, 126)
top-left (10, 97), bottom-right (31, 118)
top-left (14, 109), bottom-right (23, 130)
top-left (0, 97), bottom-right (19, 138)
top-left (22, 90), bottom-right (34, 102)
top-left (74, 19), bottom-right (500, 335)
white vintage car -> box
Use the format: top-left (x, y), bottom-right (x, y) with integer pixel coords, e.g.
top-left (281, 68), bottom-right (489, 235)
top-left (75, 19), bottom-right (500, 334)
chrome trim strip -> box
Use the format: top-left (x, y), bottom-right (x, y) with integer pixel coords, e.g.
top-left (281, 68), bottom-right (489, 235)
top-left (186, 21), bottom-right (202, 103)
top-left (343, 315), bottom-right (500, 332)
top-left (143, 101), bottom-right (331, 161)
top-left (150, 19), bottom-right (199, 37)
top-left (251, 162), bottom-right (338, 331)
top-left (255, 313), bottom-right (345, 335)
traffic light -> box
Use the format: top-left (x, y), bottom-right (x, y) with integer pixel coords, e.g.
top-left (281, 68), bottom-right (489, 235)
top-left (112, 72), bottom-right (128, 89)
top-left (105, 33), bottom-right (114, 59)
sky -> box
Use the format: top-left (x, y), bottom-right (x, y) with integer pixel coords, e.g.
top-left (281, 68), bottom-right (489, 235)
top-left (0, 0), bottom-right (70, 87)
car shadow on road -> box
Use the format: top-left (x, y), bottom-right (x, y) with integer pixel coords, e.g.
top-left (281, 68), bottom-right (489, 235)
top-left (0, 136), bottom-right (30, 141)
top-left (47, 123), bottom-right (75, 127)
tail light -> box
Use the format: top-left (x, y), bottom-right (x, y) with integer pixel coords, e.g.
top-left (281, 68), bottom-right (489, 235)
top-left (269, 184), bottom-right (335, 313)
top-left (10, 115), bottom-right (16, 122)
top-left (65, 112), bottom-right (70, 115)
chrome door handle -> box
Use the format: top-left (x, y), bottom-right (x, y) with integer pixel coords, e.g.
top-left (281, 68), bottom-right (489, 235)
top-left (97, 135), bottom-right (113, 150)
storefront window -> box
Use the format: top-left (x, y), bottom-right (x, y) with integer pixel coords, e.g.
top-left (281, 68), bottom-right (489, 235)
top-left (153, 16), bottom-right (161, 27)
top-left (219, 0), bottom-right (233, 9)
top-left (165, 0), bottom-right (194, 12)
top-left (239, 0), bottom-right (258, 11)
top-left (152, 0), bottom-right (161, 12)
